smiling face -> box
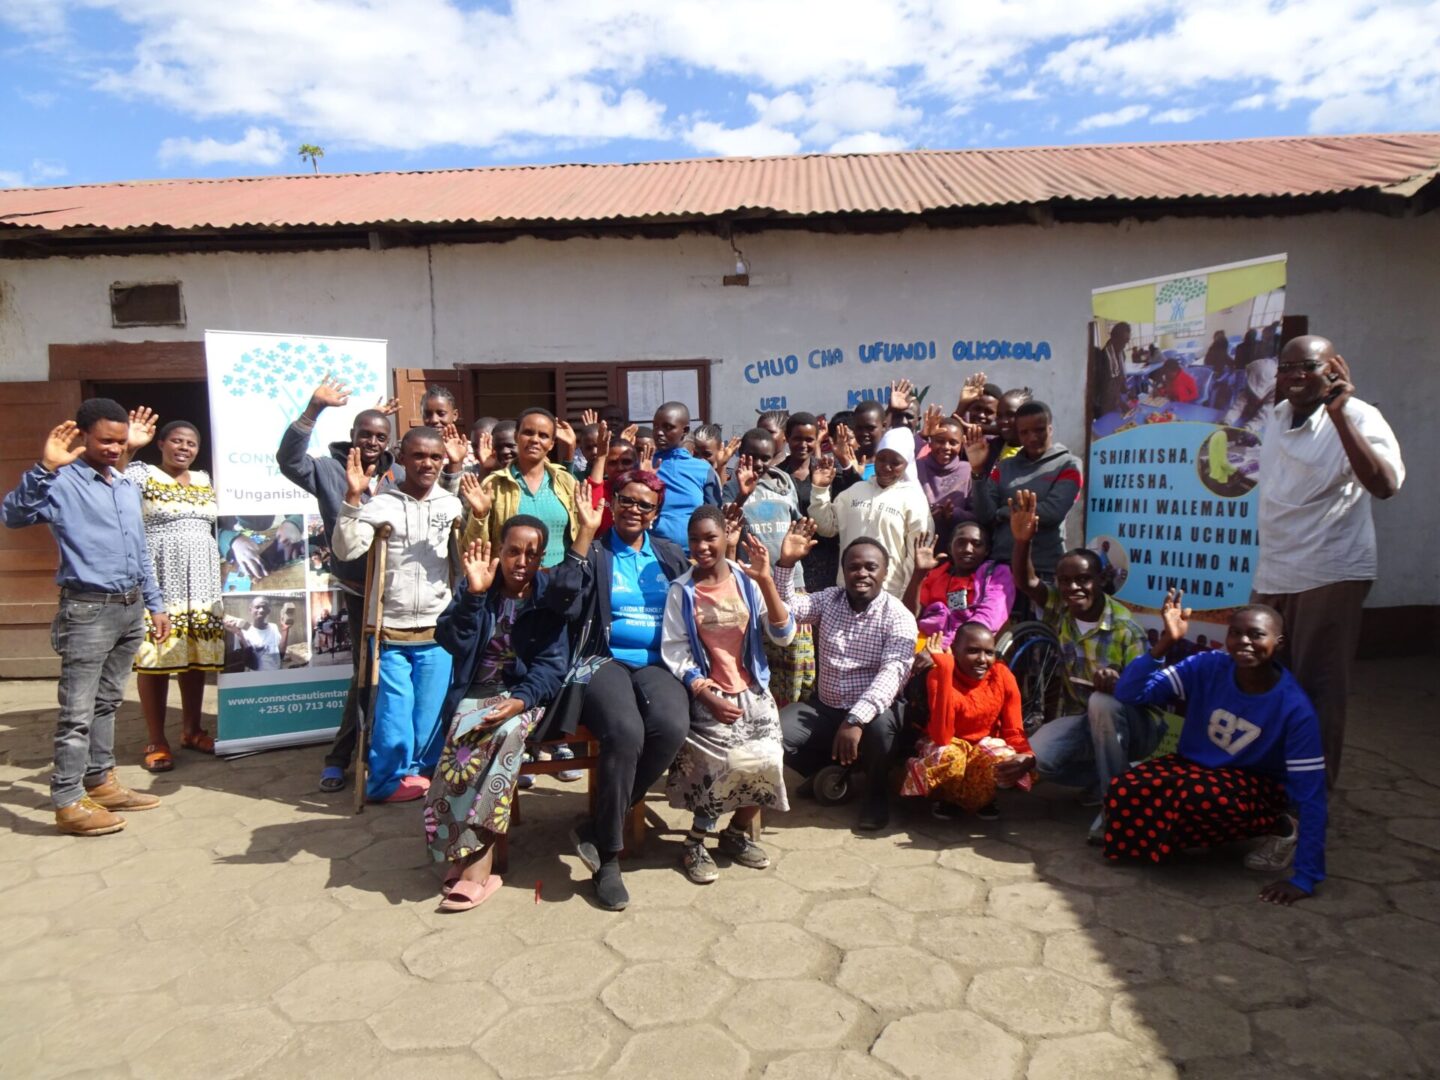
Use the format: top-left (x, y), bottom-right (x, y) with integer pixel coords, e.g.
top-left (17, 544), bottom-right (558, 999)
top-left (966, 395), bottom-right (999, 436)
top-left (653, 407), bottom-right (689, 451)
top-left (422, 395), bottom-right (459, 428)
top-left (352, 415), bottom-right (391, 467)
top-left (949, 522), bottom-right (988, 574)
top-left (611, 480), bottom-right (660, 541)
top-left (491, 425), bottom-right (518, 467)
top-left (927, 421), bottom-right (963, 466)
top-left (1277, 336), bottom-right (1336, 409)
top-left (159, 425), bottom-right (200, 472)
top-left (398, 434), bottom-right (446, 494)
top-left (1055, 553), bottom-right (1103, 620)
top-left (515, 413), bottom-right (555, 469)
top-left (1226, 609), bottom-right (1283, 669)
top-left (842, 543), bottom-right (886, 606)
top-left (954, 623), bottom-right (997, 680)
top-left (786, 423), bottom-right (818, 460)
top-left (498, 525), bottom-right (544, 596)
top-left (250, 598), bottom-right (271, 626)
top-left (79, 418), bottom-right (129, 471)
top-left (1015, 411), bottom-right (1052, 460)
top-left (873, 448), bottom-right (908, 489)
top-left (688, 514), bottom-right (726, 572)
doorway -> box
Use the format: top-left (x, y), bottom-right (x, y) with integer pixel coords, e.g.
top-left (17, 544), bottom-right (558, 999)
top-left (90, 379), bottom-right (214, 474)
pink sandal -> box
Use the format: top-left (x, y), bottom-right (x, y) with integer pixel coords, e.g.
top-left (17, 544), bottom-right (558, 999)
top-left (440, 865), bottom-right (462, 897)
top-left (438, 874), bottom-right (502, 913)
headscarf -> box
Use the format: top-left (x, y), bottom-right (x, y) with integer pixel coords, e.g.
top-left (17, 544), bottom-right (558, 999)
top-left (876, 427), bottom-right (918, 485)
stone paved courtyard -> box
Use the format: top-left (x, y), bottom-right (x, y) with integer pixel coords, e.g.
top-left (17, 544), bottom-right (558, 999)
top-left (1, 657), bottom-right (1437, 1079)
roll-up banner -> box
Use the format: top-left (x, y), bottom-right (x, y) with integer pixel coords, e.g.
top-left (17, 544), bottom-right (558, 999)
top-left (204, 330), bottom-right (388, 754)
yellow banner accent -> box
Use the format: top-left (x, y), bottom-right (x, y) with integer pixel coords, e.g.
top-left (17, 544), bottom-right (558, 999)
top-left (1206, 258), bottom-right (1287, 313)
top-left (1091, 282), bottom-right (1154, 324)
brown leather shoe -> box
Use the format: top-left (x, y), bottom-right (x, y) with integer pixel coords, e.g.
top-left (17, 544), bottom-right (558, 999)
top-left (85, 771), bottom-right (161, 812)
top-left (55, 796), bottom-right (127, 836)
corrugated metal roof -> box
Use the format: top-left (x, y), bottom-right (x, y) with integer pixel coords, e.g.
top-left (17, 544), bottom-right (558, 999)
top-left (2, 133), bottom-right (1438, 234)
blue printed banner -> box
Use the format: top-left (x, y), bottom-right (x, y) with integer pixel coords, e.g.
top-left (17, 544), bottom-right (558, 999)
top-left (1087, 256), bottom-right (1285, 627)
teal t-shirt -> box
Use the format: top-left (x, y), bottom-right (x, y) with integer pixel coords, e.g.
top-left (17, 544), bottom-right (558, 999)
top-left (607, 530), bottom-right (668, 667)
top-left (511, 465), bottom-right (570, 568)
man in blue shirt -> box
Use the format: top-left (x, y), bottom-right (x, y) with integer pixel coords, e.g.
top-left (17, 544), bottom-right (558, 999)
top-left (651, 402), bottom-right (721, 552)
top-left (3, 399), bottom-right (171, 836)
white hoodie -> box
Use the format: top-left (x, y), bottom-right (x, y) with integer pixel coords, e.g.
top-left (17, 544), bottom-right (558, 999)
top-left (332, 486), bottom-right (462, 630)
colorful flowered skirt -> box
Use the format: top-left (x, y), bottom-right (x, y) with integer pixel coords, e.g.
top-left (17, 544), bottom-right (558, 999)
top-left (424, 693), bottom-right (543, 865)
top-left (666, 685), bottom-right (789, 819)
top-left (901, 737), bottom-right (1000, 811)
top-left (1102, 755), bottom-right (1288, 865)
top-left (763, 624), bottom-right (815, 709)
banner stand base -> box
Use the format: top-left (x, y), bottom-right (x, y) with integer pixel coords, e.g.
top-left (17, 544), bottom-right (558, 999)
top-left (216, 726), bottom-right (339, 758)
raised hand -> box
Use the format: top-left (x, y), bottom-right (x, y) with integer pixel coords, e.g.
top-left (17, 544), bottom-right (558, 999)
top-left (440, 423), bottom-right (468, 467)
top-left (374, 396), bottom-right (401, 416)
top-left (810, 454), bottom-right (837, 490)
top-left (1158, 587), bottom-right (1192, 649)
top-left (308, 375), bottom-right (351, 414)
top-left (889, 377), bottom-right (915, 414)
top-left (637, 442), bottom-right (655, 473)
top-left (475, 431), bottom-right (497, 472)
top-left (717, 435), bottom-right (743, 468)
top-left (344, 447), bottom-right (377, 503)
top-left (722, 502), bottom-right (746, 550)
top-left (620, 423), bottom-right (639, 444)
top-left (126, 406), bottom-right (159, 452)
top-left (733, 454), bottom-right (759, 498)
top-left (458, 472), bottom-right (492, 518)
top-left (573, 486), bottom-right (604, 538)
top-left (957, 372), bottom-right (988, 409)
top-left (1008, 489), bottom-right (1039, 543)
top-left (554, 419), bottom-right (577, 453)
top-left (580, 408), bottom-right (599, 427)
top-left (815, 415), bottom-right (829, 447)
top-left (913, 532), bottom-right (942, 575)
top-left (593, 421), bottom-right (612, 460)
top-left (778, 518), bottom-right (818, 567)
top-left (42, 421), bottom-right (86, 471)
top-left (964, 424), bottom-right (991, 470)
top-left (830, 425), bottom-right (857, 469)
top-left (1323, 354), bottom-right (1354, 416)
top-left (921, 403), bottom-right (945, 438)
top-left (739, 534), bottom-right (773, 580)
top-left (461, 538), bottom-right (499, 595)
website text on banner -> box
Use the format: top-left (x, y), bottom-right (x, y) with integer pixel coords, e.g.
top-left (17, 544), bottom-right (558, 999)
top-left (1085, 255), bottom-right (1286, 635)
top-left (204, 330), bottom-right (388, 754)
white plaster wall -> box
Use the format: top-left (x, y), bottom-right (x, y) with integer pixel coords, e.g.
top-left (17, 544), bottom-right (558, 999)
top-left (1, 209), bottom-right (1435, 606)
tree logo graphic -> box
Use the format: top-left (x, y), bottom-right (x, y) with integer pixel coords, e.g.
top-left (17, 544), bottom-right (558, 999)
top-left (1156, 276), bottom-right (1207, 324)
top-left (220, 341), bottom-right (380, 420)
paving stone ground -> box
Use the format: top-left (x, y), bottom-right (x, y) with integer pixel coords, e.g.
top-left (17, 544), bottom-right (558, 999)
top-left (1, 657), bottom-right (1437, 1079)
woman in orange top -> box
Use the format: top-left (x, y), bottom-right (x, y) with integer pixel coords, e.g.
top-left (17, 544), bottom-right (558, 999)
top-left (901, 622), bottom-right (1036, 820)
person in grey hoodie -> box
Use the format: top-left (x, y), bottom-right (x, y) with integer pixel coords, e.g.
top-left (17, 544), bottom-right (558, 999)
top-left (970, 400), bottom-right (1083, 585)
top-left (332, 427), bottom-right (464, 803)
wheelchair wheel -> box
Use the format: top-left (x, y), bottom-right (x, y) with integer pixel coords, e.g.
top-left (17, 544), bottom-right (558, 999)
top-left (812, 764), bottom-right (853, 806)
top-left (997, 620), bottom-right (1065, 735)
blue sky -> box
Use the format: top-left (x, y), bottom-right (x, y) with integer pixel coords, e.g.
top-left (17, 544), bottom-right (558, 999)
top-left (2, 0), bottom-right (1437, 188)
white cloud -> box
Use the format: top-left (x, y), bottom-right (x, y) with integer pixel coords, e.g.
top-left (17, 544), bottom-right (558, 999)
top-left (18, 88), bottom-right (59, 108)
top-left (829, 131), bottom-right (910, 153)
top-left (1232, 93), bottom-right (1269, 111)
top-left (157, 126), bottom-right (287, 168)
top-left (0, 158), bottom-right (69, 187)
top-left (1073, 104), bottom-right (1149, 131)
top-left (1150, 106), bottom-right (1208, 124)
top-left (685, 120), bottom-right (801, 157)
top-left (0, 170), bottom-right (26, 188)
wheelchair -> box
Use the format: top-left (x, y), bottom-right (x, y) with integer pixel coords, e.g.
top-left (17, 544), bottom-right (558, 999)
top-left (996, 620), bottom-right (1069, 735)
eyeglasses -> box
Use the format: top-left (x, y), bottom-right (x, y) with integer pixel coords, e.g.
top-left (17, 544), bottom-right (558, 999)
top-left (1277, 360), bottom-right (1324, 373)
top-left (614, 493), bottom-right (658, 513)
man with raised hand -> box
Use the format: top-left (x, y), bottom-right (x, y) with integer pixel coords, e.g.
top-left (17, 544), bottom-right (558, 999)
top-left (4, 399), bottom-right (171, 835)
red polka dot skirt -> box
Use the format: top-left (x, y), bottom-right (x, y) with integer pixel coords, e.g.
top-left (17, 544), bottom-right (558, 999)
top-left (1102, 754), bottom-right (1289, 865)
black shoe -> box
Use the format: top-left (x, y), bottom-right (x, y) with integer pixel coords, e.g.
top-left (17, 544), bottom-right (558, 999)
top-left (930, 801), bottom-right (964, 821)
top-left (975, 801), bottom-right (1000, 822)
top-left (593, 861), bottom-right (630, 911)
top-left (856, 797), bottom-right (890, 832)
top-left (569, 821), bottom-right (601, 874)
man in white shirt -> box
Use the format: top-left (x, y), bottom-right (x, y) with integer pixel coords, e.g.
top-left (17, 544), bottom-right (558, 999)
top-left (1252, 336), bottom-right (1404, 785)
top-left (227, 596), bottom-right (290, 671)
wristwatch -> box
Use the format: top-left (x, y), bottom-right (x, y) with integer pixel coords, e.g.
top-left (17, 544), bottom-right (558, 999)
top-left (843, 713), bottom-right (866, 728)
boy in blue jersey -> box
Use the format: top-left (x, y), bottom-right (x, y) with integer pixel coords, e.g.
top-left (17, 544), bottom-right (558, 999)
top-left (1110, 589), bottom-right (1326, 905)
top-left (651, 402), bottom-right (722, 552)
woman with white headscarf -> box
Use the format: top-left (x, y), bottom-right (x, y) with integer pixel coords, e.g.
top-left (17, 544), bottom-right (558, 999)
top-left (809, 427), bottom-right (934, 598)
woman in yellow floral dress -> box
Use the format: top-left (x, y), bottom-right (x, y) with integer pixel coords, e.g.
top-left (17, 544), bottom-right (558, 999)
top-left (126, 421), bottom-right (223, 771)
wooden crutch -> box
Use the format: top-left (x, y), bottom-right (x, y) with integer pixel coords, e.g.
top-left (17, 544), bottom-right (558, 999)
top-left (353, 522), bottom-right (392, 815)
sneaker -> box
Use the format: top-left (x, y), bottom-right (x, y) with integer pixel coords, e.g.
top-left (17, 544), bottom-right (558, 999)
top-left (717, 827), bottom-right (770, 869)
top-left (1244, 816), bottom-right (1298, 872)
top-left (974, 801), bottom-right (1000, 822)
top-left (569, 821), bottom-right (602, 874)
top-left (593, 861), bottom-right (630, 911)
top-left (552, 744), bottom-right (583, 783)
top-left (84, 771), bottom-right (161, 812)
top-left (682, 839), bottom-right (720, 884)
top-left (517, 751), bottom-right (536, 790)
top-left (55, 796), bottom-right (127, 836)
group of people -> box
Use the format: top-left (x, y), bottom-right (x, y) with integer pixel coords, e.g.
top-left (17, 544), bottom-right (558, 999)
top-left (3, 334), bottom-right (1403, 916)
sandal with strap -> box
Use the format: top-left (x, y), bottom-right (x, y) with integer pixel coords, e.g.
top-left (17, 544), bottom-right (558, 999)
top-left (438, 874), bottom-right (502, 913)
top-left (142, 744), bottom-right (174, 773)
top-left (180, 730), bottom-right (215, 754)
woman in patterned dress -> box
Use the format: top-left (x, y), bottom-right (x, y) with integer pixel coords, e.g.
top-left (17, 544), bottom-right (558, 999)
top-left (424, 516), bottom-right (569, 913)
top-left (127, 421), bottom-right (224, 772)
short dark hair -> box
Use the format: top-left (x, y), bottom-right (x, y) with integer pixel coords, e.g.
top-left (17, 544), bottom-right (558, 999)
top-left (515, 407), bottom-right (556, 431)
top-left (688, 504), bottom-right (726, 534)
top-left (423, 385), bottom-right (458, 409)
top-left (399, 425), bottom-right (444, 452)
top-left (656, 401), bottom-right (690, 422)
top-left (843, 535), bottom-right (889, 567)
top-left (500, 513), bottom-right (549, 554)
top-left (470, 416), bottom-right (498, 437)
top-left (829, 410), bottom-right (856, 431)
top-left (784, 411), bottom-right (819, 436)
top-left (982, 383), bottom-right (1004, 399)
top-left (352, 408), bottom-right (390, 432)
top-left (158, 420), bottom-right (200, 442)
top-left (75, 397), bottom-right (127, 430)
top-left (1232, 603), bottom-right (1284, 633)
top-left (608, 468), bottom-right (666, 508)
top-left (951, 519), bottom-right (991, 549)
top-left (1058, 547), bottom-right (1103, 577)
top-left (854, 400), bottom-right (886, 420)
top-left (578, 423), bottom-right (600, 440)
top-left (932, 415), bottom-right (965, 433)
top-left (957, 620), bottom-right (996, 644)
top-left (740, 427), bottom-right (774, 459)
top-left (492, 420), bottom-right (517, 439)
top-left (1015, 400), bottom-right (1052, 423)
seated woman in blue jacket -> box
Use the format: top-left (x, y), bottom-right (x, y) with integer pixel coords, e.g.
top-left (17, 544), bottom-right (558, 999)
top-left (661, 505), bottom-right (795, 885)
top-left (1109, 589), bottom-right (1326, 906)
top-left (424, 514), bottom-right (568, 913)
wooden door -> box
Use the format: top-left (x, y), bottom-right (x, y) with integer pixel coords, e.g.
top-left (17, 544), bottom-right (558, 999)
top-left (393, 368), bottom-right (471, 434)
top-left (0, 380), bottom-right (83, 677)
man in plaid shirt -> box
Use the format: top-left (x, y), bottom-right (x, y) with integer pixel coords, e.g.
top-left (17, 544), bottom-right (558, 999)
top-left (775, 526), bottom-right (918, 831)
top-left (1009, 490), bottom-right (1161, 842)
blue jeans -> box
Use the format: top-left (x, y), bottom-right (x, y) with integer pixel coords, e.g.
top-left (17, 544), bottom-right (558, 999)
top-left (367, 640), bottom-right (452, 801)
top-left (1029, 692), bottom-right (1162, 824)
top-left (51, 595), bottom-right (145, 808)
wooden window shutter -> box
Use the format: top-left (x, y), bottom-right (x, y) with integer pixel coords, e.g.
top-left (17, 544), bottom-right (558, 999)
top-left (393, 368), bottom-right (469, 432)
top-left (556, 366), bottom-right (616, 421)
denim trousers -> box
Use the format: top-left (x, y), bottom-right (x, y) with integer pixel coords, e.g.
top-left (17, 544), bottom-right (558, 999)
top-left (51, 595), bottom-right (145, 808)
top-left (1029, 692), bottom-right (1162, 824)
top-left (366, 639), bottom-right (453, 801)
